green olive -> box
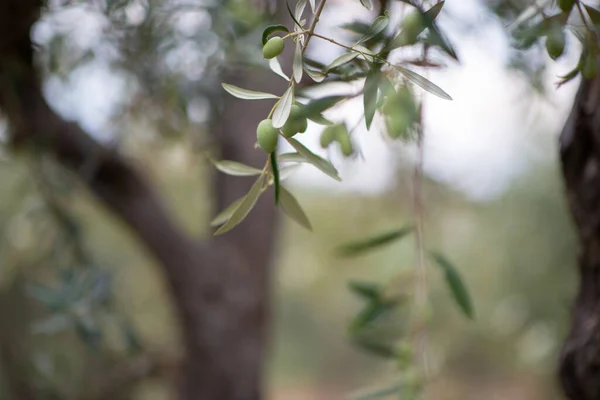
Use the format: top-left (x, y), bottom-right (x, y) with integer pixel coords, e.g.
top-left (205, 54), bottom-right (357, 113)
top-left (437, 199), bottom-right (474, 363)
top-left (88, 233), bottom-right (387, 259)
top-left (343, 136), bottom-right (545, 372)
top-left (262, 37), bottom-right (285, 59)
top-left (558, 0), bottom-right (575, 12)
top-left (546, 29), bottom-right (565, 60)
top-left (256, 119), bottom-right (279, 153)
top-left (334, 125), bottom-right (354, 156)
top-left (281, 105), bottom-right (308, 138)
top-left (320, 125), bottom-right (338, 148)
top-left (582, 52), bottom-right (598, 80)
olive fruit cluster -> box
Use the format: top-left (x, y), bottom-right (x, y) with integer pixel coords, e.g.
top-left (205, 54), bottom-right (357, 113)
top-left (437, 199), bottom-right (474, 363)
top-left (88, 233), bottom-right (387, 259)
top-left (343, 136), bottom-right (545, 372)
top-left (320, 123), bottom-right (354, 156)
top-left (263, 36), bottom-right (285, 59)
top-left (281, 104), bottom-right (308, 138)
top-left (255, 105), bottom-right (309, 153)
top-left (381, 86), bottom-right (418, 140)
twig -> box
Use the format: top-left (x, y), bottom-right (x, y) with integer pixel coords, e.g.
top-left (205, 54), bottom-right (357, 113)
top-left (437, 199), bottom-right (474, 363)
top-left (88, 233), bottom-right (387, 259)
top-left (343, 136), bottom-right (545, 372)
top-left (302, 0), bottom-right (327, 52)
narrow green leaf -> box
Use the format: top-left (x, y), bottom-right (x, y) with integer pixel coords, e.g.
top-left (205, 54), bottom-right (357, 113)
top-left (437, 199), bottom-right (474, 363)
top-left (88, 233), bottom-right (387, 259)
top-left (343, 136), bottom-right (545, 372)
top-left (278, 152), bottom-right (305, 163)
top-left (348, 281), bottom-right (382, 301)
top-left (269, 58), bottom-right (291, 81)
top-left (309, 0), bottom-right (315, 13)
top-left (262, 25), bottom-right (289, 45)
top-left (295, 0), bottom-right (307, 23)
top-left (350, 300), bottom-right (398, 331)
top-left (338, 226), bottom-right (413, 257)
top-left (352, 336), bottom-right (396, 358)
top-left (293, 40), bottom-right (304, 83)
top-left (424, 1), bottom-right (445, 21)
top-left (359, 0), bottom-right (374, 10)
top-left (430, 251), bottom-right (475, 319)
top-left (271, 153), bottom-right (280, 204)
top-left (279, 186), bottom-right (312, 230)
top-left (214, 175), bottom-right (265, 235)
top-left (222, 83), bottom-right (279, 100)
top-left (210, 197), bottom-right (245, 227)
top-left (278, 163), bottom-right (302, 180)
top-left (212, 160), bottom-right (263, 176)
top-left (351, 384), bottom-right (402, 400)
top-left (393, 65), bottom-right (452, 100)
top-left (273, 86), bottom-right (294, 128)
top-left (287, 138), bottom-right (342, 181)
top-left (584, 4), bottom-right (600, 26)
top-left (324, 52), bottom-right (360, 73)
top-left (304, 67), bottom-right (327, 82)
top-left (356, 15), bottom-right (389, 45)
top-left (286, 0), bottom-right (304, 29)
top-left (363, 67), bottom-right (380, 130)
top-left (297, 96), bottom-right (346, 118)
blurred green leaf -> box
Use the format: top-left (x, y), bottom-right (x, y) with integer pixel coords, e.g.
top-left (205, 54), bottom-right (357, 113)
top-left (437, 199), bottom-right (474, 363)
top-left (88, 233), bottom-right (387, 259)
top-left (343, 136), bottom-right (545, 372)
top-left (351, 384), bottom-right (402, 400)
top-left (324, 52), bottom-right (360, 73)
top-left (287, 138), bottom-right (342, 181)
top-left (430, 251), bottom-right (475, 319)
top-left (393, 65), bottom-right (452, 100)
top-left (286, 0), bottom-right (304, 28)
top-left (214, 175), bottom-right (265, 235)
top-left (293, 40), bottom-right (304, 83)
top-left (359, 0), bottom-right (374, 10)
top-left (278, 152), bottom-right (305, 163)
top-left (584, 4), bottom-right (600, 27)
top-left (262, 25), bottom-right (289, 45)
top-left (212, 160), bottom-right (263, 176)
top-left (356, 14), bottom-right (390, 45)
top-left (273, 86), bottom-right (294, 128)
top-left (363, 66), bottom-right (381, 130)
top-left (352, 336), bottom-right (396, 358)
top-left (338, 226), bottom-right (413, 257)
top-left (348, 281), bottom-right (382, 301)
top-left (210, 197), bottom-right (245, 227)
top-left (222, 83), bottom-right (279, 100)
top-left (279, 186), bottom-right (312, 230)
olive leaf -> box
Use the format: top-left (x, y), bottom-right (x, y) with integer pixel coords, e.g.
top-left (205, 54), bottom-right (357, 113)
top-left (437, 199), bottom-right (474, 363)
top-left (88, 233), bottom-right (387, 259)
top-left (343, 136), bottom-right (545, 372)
top-left (429, 251), bottom-right (475, 319)
top-left (212, 160), bottom-right (263, 176)
top-left (214, 175), bottom-right (265, 235)
top-left (323, 52), bottom-right (360, 73)
top-left (222, 83), bottom-right (279, 100)
top-left (262, 25), bottom-right (289, 45)
top-left (293, 40), bottom-right (304, 83)
top-left (279, 186), bottom-right (312, 230)
top-left (338, 226), bottom-right (413, 257)
top-left (273, 86), bottom-right (294, 128)
top-left (286, 138), bottom-right (342, 181)
top-left (356, 14), bottom-right (390, 45)
top-left (351, 384), bottom-right (402, 400)
top-left (210, 197), bottom-right (245, 227)
top-left (363, 67), bottom-right (380, 130)
top-left (393, 65), bottom-right (452, 100)
top-left (269, 58), bottom-right (291, 81)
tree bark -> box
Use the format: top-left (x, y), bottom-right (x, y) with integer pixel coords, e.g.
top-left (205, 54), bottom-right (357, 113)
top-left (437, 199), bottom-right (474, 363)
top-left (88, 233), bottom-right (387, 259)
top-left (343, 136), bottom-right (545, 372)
top-left (558, 72), bottom-right (600, 399)
top-left (0, 0), bottom-right (280, 399)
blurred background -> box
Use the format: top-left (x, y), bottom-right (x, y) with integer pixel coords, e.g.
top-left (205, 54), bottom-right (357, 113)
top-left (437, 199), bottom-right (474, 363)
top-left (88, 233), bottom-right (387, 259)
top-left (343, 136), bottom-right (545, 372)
top-left (0, 0), bottom-right (584, 399)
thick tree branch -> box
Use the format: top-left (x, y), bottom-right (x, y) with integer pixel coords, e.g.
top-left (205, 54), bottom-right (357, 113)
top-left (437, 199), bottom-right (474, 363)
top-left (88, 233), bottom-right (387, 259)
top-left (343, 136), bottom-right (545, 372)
top-left (0, 0), bottom-right (278, 399)
top-left (558, 70), bottom-right (600, 399)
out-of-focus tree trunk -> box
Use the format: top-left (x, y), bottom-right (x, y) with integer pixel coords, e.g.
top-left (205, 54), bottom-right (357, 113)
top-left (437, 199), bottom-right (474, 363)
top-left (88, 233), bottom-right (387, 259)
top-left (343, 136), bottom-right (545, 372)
top-left (0, 0), bottom-right (288, 398)
top-left (558, 68), bottom-right (600, 399)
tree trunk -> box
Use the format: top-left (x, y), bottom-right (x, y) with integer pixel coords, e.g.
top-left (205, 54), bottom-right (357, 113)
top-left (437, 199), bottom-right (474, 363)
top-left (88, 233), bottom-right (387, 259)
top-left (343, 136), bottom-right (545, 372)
top-left (558, 73), bottom-right (600, 399)
top-left (0, 0), bottom-right (280, 399)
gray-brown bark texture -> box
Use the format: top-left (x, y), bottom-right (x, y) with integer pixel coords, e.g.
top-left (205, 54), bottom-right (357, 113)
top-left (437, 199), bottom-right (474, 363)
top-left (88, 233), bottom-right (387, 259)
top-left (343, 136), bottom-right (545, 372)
top-left (0, 0), bottom-right (280, 399)
top-left (559, 70), bottom-right (600, 399)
